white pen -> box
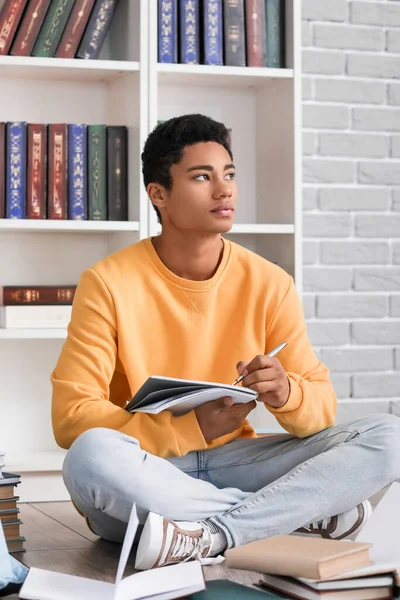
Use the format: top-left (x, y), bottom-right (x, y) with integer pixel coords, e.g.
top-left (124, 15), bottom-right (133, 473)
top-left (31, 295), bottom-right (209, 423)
top-left (231, 342), bottom-right (288, 386)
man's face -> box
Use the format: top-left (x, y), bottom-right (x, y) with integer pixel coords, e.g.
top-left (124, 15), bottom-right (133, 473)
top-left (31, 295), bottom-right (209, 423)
top-left (160, 141), bottom-right (237, 233)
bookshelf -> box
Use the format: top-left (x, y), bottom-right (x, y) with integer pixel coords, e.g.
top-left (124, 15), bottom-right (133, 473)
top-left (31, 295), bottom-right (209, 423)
top-left (0, 0), bottom-right (302, 501)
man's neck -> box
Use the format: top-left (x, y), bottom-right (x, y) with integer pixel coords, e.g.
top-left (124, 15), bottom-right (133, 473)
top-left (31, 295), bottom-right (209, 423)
top-left (151, 232), bottom-right (224, 281)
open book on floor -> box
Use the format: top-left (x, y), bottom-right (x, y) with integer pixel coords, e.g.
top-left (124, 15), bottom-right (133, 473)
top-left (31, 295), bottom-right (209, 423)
top-left (125, 375), bottom-right (258, 416)
top-left (19, 504), bottom-right (205, 600)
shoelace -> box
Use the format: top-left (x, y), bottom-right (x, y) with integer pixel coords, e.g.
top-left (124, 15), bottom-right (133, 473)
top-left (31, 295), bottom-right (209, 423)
top-left (306, 517), bottom-right (330, 531)
top-left (170, 529), bottom-right (211, 563)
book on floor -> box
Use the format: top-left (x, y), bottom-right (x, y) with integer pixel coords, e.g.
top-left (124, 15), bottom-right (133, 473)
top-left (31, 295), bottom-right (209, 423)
top-left (125, 375), bottom-right (258, 416)
top-left (19, 503), bottom-right (205, 600)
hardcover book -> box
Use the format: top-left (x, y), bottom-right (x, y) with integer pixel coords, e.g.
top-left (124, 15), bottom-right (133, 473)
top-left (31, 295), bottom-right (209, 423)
top-left (68, 124), bottom-right (88, 220)
top-left (6, 122), bottom-right (27, 219)
top-left (55, 0), bottom-right (97, 58)
top-left (158, 0), bottom-right (177, 63)
top-left (10, 0), bottom-right (52, 56)
top-left (224, 0), bottom-right (246, 66)
top-left (47, 124), bottom-right (68, 220)
top-left (107, 125), bottom-right (128, 221)
top-left (203, 0), bottom-right (223, 65)
top-left (266, 0), bottom-right (284, 68)
top-left (88, 125), bottom-right (107, 220)
top-left (33, 0), bottom-right (75, 58)
top-left (27, 123), bottom-right (46, 219)
top-left (245, 0), bottom-right (267, 67)
top-left (0, 286), bottom-right (77, 306)
top-left (180, 0), bottom-right (199, 64)
top-left (76, 0), bottom-right (119, 60)
top-left (0, 0), bottom-right (29, 55)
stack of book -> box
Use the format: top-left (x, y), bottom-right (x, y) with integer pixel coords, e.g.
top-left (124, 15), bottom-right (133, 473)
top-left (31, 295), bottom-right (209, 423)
top-left (158, 0), bottom-right (285, 68)
top-left (0, 451), bottom-right (24, 554)
top-left (0, 122), bottom-right (128, 222)
top-left (0, 0), bottom-right (119, 60)
top-left (0, 285), bottom-right (76, 329)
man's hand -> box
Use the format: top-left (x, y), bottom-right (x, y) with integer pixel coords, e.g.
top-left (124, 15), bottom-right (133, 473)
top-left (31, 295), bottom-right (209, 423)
top-left (195, 397), bottom-right (257, 442)
top-left (237, 356), bottom-right (290, 408)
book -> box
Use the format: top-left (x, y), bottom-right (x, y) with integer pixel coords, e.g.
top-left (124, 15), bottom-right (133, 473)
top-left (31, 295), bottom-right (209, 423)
top-left (76, 0), bottom-right (119, 60)
top-left (0, 305), bottom-right (72, 328)
top-left (68, 124), bottom-right (88, 220)
top-left (107, 126), bottom-right (128, 221)
top-left (260, 574), bottom-right (393, 600)
top-left (0, 473), bottom-right (21, 487)
top-left (0, 122), bottom-right (4, 218)
top-left (10, 0), bottom-right (52, 56)
top-left (19, 503), bottom-right (205, 600)
top-left (224, 0), bottom-right (246, 67)
top-left (188, 578), bottom-right (281, 599)
top-left (55, 0), bottom-right (97, 58)
top-left (33, 0), bottom-right (75, 57)
top-left (2, 520), bottom-right (22, 541)
top-left (266, 0), bottom-right (284, 68)
top-left (224, 536), bottom-right (373, 580)
top-left (203, 0), bottom-right (223, 65)
top-left (48, 124), bottom-right (68, 220)
top-left (246, 0), bottom-right (267, 66)
top-left (158, 0), bottom-right (178, 63)
top-left (88, 125), bottom-right (107, 220)
top-left (0, 509), bottom-right (20, 523)
top-left (0, 286), bottom-right (77, 306)
top-left (180, 0), bottom-right (199, 64)
top-left (0, 497), bottom-right (20, 511)
top-left (125, 375), bottom-right (258, 416)
top-left (27, 123), bottom-right (47, 219)
top-left (6, 122), bottom-right (27, 219)
top-left (0, 0), bottom-right (29, 55)
top-left (0, 486), bottom-right (18, 500)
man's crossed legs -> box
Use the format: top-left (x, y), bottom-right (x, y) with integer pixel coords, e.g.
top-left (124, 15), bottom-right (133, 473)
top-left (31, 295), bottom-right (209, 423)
top-left (63, 414), bottom-right (400, 569)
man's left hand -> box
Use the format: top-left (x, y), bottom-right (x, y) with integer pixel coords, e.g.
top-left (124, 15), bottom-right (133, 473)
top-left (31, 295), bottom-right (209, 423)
top-left (236, 356), bottom-right (290, 408)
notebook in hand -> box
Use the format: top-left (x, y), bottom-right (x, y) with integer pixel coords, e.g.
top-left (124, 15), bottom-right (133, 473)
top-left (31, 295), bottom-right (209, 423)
top-left (125, 375), bottom-right (258, 416)
top-left (19, 504), bottom-right (205, 600)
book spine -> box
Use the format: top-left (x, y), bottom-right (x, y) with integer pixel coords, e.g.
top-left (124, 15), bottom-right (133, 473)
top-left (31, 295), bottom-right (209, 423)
top-left (27, 123), bottom-right (46, 219)
top-left (68, 124), bottom-right (88, 220)
top-left (203, 0), bottom-right (223, 66)
top-left (179, 0), bottom-right (199, 65)
top-left (76, 0), bottom-right (118, 60)
top-left (0, 286), bottom-right (77, 305)
top-left (0, 0), bottom-right (29, 56)
top-left (246, 0), bottom-right (267, 66)
top-left (0, 123), bottom-right (4, 219)
top-left (0, 305), bottom-right (72, 328)
top-left (48, 124), bottom-right (67, 220)
top-left (88, 125), bottom-right (107, 220)
top-left (10, 0), bottom-right (52, 56)
top-left (55, 0), bottom-right (97, 58)
top-left (107, 126), bottom-right (128, 221)
top-left (266, 0), bottom-right (284, 68)
top-left (158, 0), bottom-right (177, 63)
top-left (6, 122), bottom-right (27, 219)
top-left (32, 0), bottom-right (75, 57)
top-left (224, 0), bottom-right (246, 66)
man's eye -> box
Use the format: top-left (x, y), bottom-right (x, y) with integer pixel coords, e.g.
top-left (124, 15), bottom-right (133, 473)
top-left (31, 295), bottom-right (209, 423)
top-left (226, 172), bottom-right (236, 180)
top-left (194, 174), bottom-right (209, 181)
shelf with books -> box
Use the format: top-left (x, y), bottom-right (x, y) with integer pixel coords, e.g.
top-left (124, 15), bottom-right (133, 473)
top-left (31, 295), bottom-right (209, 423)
top-left (0, 220), bottom-right (140, 233)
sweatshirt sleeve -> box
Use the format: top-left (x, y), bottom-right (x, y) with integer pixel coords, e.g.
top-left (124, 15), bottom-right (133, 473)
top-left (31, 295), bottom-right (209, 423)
top-left (51, 268), bottom-right (207, 457)
top-left (264, 277), bottom-right (337, 437)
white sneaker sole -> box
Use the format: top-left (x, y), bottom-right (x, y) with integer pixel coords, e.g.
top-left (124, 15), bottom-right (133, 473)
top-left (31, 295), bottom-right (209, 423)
top-left (351, 500), bottom-right (372, 538)
top-left (135, 512), bottom-right (164, 571)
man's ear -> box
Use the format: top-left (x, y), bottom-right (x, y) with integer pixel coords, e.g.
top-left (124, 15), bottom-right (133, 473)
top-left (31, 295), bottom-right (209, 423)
top-left (147, 183), bottom-right (166, 211)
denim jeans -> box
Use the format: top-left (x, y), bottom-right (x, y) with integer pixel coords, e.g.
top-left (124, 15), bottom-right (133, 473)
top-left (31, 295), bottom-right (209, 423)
top-left (62, 414), bottom-right (400, 549)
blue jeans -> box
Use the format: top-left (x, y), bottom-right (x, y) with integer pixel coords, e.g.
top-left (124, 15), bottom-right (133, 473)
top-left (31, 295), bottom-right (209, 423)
top-left (63, 414), bottom-right (400, 549)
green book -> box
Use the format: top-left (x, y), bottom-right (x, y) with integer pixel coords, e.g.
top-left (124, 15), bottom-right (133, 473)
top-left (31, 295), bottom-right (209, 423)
top-left (266, 0), bottom-right (285, 68)
top-left (33, 0), bottom-right (75, 58)
top-left (188, 579), bottom-right (282, 599)
top-left (88, 125), bottom-right (107, 220)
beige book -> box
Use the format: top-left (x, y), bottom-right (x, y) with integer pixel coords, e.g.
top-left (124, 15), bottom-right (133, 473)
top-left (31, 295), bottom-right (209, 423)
top-left (224, 536), bottom-right (372, 580)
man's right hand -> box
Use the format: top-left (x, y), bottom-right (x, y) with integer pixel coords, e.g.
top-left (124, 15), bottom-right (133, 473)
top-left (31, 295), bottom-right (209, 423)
top-left (195, 397), bottom-right (257, 442)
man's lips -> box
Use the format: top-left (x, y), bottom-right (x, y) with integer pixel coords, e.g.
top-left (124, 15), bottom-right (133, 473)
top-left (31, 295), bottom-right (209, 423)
top-left (211, 204), bottom-right (234, 214)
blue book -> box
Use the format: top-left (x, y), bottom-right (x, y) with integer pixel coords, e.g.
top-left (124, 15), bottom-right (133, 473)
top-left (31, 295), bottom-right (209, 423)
top-left (203, 0), bottom-right (223, 65)
top-left (266, 0), bottom-right (284, 68)
top-left (68, 124), bottom-right (87, 220)
top-left (158, 0), bottom-right (177, 63)
top-left (6, 123), bottom-right (27, 220)
top-left (180, 0), bottom-right (199, 64)
top-left (77, 0), bottom-right (119, 60)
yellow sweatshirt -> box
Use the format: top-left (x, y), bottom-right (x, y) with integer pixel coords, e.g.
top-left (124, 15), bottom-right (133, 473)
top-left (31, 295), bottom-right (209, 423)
top-left (51, 238), bottom-right (336, 457)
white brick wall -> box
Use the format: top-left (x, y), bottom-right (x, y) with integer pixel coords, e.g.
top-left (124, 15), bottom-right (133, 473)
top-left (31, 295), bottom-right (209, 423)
top-left (302, 0), bottom-right (400, 422)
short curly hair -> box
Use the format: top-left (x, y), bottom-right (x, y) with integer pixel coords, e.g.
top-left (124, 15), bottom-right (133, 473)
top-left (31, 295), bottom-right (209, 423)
top-left (141, 114), bottom-right (232, 223)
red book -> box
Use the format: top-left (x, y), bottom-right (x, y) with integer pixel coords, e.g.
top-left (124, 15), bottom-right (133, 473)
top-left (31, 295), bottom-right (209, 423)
top-left (0, 0), bottom-right (29, 55)
top-left (10, 0), bottom-right (52, 56)
top-left (47, 124), bottom-right (68, 220)
top-left (27, 123), bottom-right (46, 219)
top-left (0, 122), bottom-right (4, 219)
top-left (55, 0), bottom-right (96, 58)
top-left (0, 285), bottom-right (77, 305)
top-left (245, 0), bottom-right (267, 67)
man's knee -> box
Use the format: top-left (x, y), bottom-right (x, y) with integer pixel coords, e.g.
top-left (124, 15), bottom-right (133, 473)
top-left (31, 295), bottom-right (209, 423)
top-left (361, 414), bottom-right (400, 481)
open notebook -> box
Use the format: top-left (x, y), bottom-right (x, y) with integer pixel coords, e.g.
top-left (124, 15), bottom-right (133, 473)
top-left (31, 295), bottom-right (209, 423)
top-left (125, 376), bottom-right (258, 416)
top-left (19, 504), bottom-right (205, 600)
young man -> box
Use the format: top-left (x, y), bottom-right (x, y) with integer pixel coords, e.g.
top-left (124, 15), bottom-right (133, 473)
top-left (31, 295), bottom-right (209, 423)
top-left (52, 114), bottom-right (400, 570)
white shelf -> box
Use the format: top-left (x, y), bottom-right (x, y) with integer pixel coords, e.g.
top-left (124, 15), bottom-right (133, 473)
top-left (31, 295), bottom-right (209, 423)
top-left (0, 329), bottom-right (67, 340)
top-left (0, 219), bottom-right (140, 233)
top-left (0, 55), bottom-right (140, 82)
top-left (230, 224), bottom-right (295, 234)
top-left (6, 450), bottom-right (66, 473)
top-left (157, 63), bottom-right (293, 89)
